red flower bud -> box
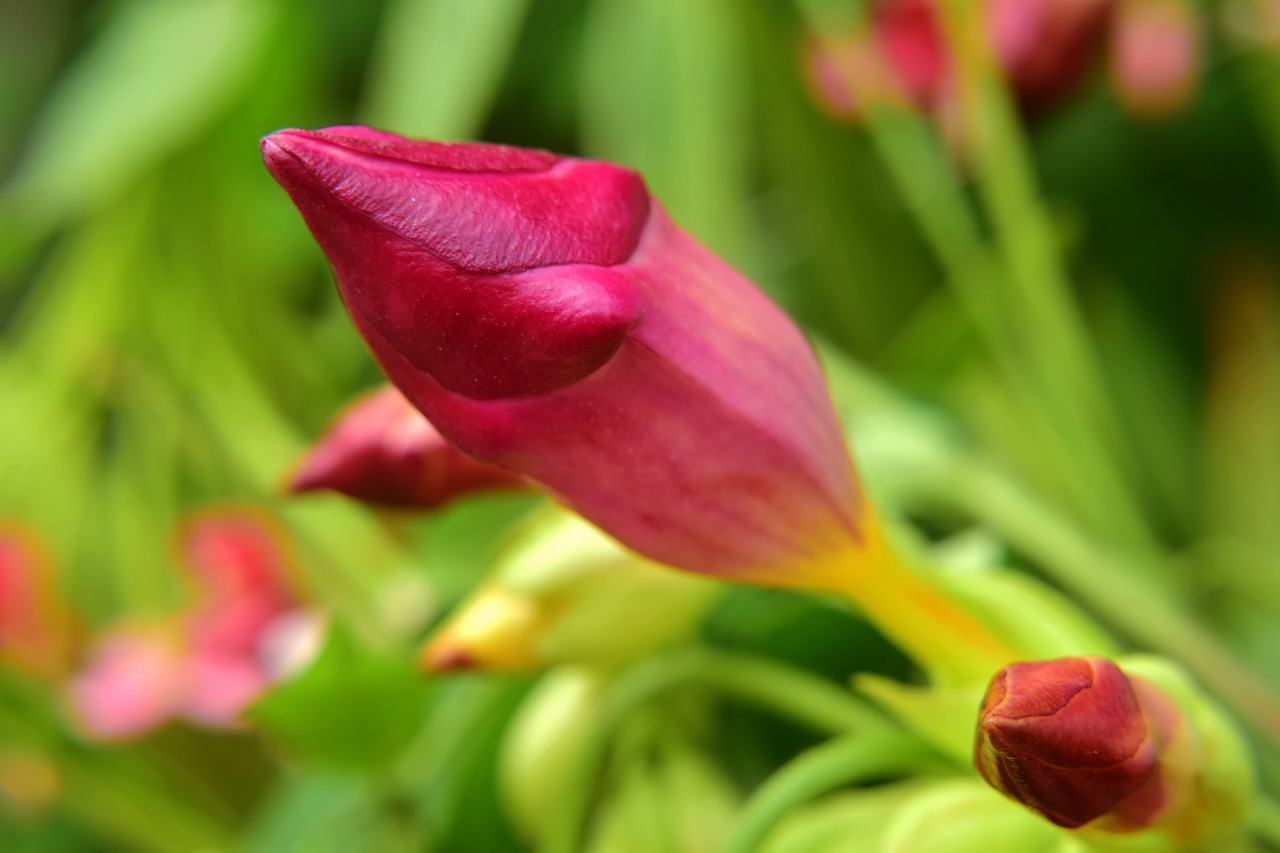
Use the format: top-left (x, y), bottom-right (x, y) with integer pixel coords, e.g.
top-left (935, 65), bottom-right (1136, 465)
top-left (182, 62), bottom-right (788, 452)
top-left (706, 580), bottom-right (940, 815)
top-left (290, 385), bottom-right (526, 508)
top-left (974, 656), bottom-right (1175, 829)
top-left (262, 127), bottom-right (864, 585)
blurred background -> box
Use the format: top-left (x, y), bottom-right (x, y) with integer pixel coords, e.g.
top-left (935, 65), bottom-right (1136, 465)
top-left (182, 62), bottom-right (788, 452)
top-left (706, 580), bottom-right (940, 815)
top-left (2, 0), bottom-right (1280, 850)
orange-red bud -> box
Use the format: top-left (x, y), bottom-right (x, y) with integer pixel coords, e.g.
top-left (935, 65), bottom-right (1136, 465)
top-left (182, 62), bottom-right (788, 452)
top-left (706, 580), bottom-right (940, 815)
top-left (974, 656), bottom-right (1174, 829)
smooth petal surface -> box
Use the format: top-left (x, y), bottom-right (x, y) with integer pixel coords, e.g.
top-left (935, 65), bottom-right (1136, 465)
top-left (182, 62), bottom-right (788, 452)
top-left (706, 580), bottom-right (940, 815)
top-left (263, 127), bottom-right (864, 584)
top-left (290, 385), bottom-right (526, 508)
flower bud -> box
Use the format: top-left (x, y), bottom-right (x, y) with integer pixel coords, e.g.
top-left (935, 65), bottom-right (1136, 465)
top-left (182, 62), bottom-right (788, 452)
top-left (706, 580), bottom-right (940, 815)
top-left (986, 0), bottom-right (1115, 112)
top-left (974, 656), bottom-right (1166, 828)
top-left (420, 509), bottom-right (719, 672)
top-left (801, 1), bottom-right (946, 121)
top-left (976, 656), bottom-right (1254, 844)
top-left (290, 385), bottom-right (526, 508)
top-left (263, 126), bottom-right (864, 588)
top-left (1108, 0), bottom-right (1199, 118)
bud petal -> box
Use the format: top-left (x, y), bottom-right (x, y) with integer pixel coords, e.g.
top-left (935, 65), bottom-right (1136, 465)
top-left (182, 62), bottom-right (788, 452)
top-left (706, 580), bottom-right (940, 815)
top-left (263, 127), bottom-right (863, 585)
top-left (289, 385), bottom-right (525, 508)
top-left (974, 656), bottom-right (1174, 829)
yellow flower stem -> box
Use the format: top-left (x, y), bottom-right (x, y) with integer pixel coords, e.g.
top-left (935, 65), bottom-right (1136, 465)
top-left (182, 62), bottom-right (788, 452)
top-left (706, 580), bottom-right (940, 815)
top-left (803, 513), bottom-right (1018, 686)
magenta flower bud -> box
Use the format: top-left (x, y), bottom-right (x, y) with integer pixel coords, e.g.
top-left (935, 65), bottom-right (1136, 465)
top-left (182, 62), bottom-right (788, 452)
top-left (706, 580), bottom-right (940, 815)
top-left (974, 656), bottom-right (1173, 829)
top-left (262, 126), bottom-right (864, 585)
top-left (290, 385), bottom-right (526, 509)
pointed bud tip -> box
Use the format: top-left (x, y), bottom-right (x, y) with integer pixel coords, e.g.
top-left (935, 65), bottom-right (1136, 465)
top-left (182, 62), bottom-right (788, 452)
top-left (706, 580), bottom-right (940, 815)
top-left (420, 642), bottom-right (474, 674)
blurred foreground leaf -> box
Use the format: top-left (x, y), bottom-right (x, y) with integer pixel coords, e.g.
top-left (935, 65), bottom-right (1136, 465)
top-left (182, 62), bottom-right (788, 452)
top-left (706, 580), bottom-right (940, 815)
top-left (250, 619), bottom-right (432, 772)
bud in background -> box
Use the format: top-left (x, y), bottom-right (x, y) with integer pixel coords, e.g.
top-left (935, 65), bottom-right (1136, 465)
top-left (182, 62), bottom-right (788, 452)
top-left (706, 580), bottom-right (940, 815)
top-left (801, 1), bottom-right (946, 122)
top-left (262, 126), bottom-right (866, 590)
top-left (974, 655), bottom-right (1252, 845)
top-left (290, 385), bottom-right (526, 509)
top-left (69, 508), bottom-right (320, 739)
top-left (0, 521), bottom-right (73, 679)
top-left (986, 0), bottom-right (1115, 111)
top-left (421, 509), bottom-right (719, 672)
top-left (1108, 0), bottom-right (1199, 118)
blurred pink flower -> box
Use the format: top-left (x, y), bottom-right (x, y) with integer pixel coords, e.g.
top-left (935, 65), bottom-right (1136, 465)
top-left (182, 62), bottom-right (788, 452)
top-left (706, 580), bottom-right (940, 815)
top-left (1108, 0), bottom-right (1199, 117)
top-left (68, 508), bottom-right (315, 741)
top-left (803, 0), bottom-right (1198, 123)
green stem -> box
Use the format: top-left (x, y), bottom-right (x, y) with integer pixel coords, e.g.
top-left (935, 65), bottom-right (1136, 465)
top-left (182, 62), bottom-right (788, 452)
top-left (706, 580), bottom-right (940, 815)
top-left (719, 731), bottom-right (943, 853)
top-left (798, 1), bottom-right (1157, 566)
top-left (540, 647), bottom-right (888, 853)
top-left (933, 0), bottom-right (1157, 561)
top-left (1250, 794), bottom-right (1280, 849)
top-left (950, 454), bottom-right (1280, 743)
top-left (0, 696), bottom-right (234, 853)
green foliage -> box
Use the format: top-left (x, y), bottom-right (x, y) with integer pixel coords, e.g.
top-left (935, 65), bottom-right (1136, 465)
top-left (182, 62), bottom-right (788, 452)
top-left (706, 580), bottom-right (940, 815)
top-left (2, 0), bottom-right (1280, 849)
top-left (249, 620), bottom-right (432, 772)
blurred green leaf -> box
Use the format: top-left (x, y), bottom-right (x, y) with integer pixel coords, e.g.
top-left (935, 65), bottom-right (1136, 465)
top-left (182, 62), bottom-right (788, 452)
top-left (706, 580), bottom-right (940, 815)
top-left (244, 774), bottom-right (408, 853)
top-left (580, 0), bottom-right (757, 270)
top-left (362, 0), bottom-right (530, 139)
top-left (1, 0), bottom-right (279, 230)
top-left (250, 619), bottom-right (433, 772)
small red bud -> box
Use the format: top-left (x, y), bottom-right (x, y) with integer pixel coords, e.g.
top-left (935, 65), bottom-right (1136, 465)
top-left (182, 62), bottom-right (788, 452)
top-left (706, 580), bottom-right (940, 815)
top-left (974, 656), bottom-right (1169, 829)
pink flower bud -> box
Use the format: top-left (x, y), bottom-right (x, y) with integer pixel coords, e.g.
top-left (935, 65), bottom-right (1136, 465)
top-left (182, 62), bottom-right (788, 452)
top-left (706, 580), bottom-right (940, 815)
top-left (801, 1), bottom-right (948, 121)
top-left (974, 656), bottom-right (1175, 829)
top-left (263, 127), bottom-right (864, 586)
top-left (986, 0), bottom-right (1115, 112)
top-left (1108, 0), bottom-right (1199, 118)
top-left (290, 385), bottom-right (526, 508)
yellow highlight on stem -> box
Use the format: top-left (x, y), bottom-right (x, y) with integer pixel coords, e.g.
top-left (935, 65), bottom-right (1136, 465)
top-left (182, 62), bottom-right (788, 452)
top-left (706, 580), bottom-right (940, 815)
top-left (748, 511), bottom-right (1017, 685)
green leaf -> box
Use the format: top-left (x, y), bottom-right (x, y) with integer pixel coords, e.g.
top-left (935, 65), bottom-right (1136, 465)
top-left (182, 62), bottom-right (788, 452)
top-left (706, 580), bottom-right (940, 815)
top-left (243, 775), bottom-right (401, 853)
top-left (362, 0), bottom-right (531, 140)
top-left (249, 619), bottom-right (434, 772)
top-left (1, 0), bottom-right (278, 229)
top-left (580, 0), bottom-right (757, 271)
